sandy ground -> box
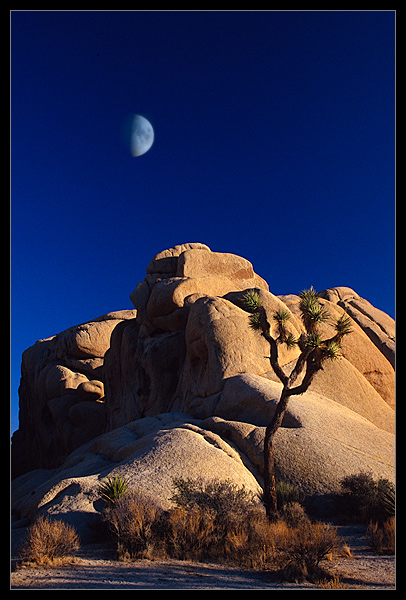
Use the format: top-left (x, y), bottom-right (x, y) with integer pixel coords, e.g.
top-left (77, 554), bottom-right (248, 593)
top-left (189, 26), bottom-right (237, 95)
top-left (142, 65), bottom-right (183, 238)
top-left (10, 526), bottom-right (395, 590)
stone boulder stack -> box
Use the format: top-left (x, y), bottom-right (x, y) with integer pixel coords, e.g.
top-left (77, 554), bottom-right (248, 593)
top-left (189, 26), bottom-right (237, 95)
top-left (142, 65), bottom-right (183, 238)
top-left (130, 242), bottom-right (269, 335)
top-left (11, 310), bottom-right (136, 477)
top-left (11, 243), bottom-right (395, 540)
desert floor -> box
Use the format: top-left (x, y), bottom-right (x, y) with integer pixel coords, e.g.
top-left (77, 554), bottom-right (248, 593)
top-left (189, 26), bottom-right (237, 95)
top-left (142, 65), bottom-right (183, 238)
top-left (11, 525), bottom-right (395, 590)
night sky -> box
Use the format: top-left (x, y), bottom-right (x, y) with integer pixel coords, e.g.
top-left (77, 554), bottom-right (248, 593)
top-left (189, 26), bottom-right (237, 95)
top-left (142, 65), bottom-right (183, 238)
top-left (11, 10), bottom-right (395, 434)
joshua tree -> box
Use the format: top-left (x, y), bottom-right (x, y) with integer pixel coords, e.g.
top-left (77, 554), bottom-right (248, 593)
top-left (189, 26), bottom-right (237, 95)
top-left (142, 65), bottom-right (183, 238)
top-left (243, 287), bottom-right (353, 520)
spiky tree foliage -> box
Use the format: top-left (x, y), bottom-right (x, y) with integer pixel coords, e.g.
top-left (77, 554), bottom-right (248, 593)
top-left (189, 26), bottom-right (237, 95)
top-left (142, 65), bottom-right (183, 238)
top-left (243, 290), bottom-right (261, 313)
top-left (273, 308), bottom-right (291, 324)
top-left (299, 286), bottom-right (330, 333)
top-left (244, 291), bottom-right (263, 331)
top-left (248, 312), bottom-right (262, 331)
top-left (242, 288), bottom-right (353, 520)
top-left (334, 314), bottom-right (353, 339)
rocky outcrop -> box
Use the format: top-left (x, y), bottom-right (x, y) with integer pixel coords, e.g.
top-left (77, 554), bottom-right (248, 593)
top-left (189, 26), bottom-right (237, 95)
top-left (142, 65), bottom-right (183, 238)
top-left (11, 310), bottom-right (136, 477)
top-left (318, 287), bottom-right (395, 368)
top-left (104, 244), bottom-right (272, 429)
top-left (11, 414), bottom-right (263, 543)
top-left (12, 243), bottom-right (395, 538)
top-left (12, 399), bottom-right (394, 543)
top-left (103, 320), bottom-right (186, 430)
top-left (130, 243), bottom-right (269, 335)
top-left (280, 289), bottom-right (395, 409)
top-left (172, 293), bottom-right (302, 417)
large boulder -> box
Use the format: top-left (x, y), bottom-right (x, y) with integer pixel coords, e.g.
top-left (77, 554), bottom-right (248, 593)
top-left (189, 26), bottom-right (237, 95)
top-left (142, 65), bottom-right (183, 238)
top-left (11, 413), bottom-right (262, 545)
top-left (203, 379), bottom-right (395, 497)
top-left (130, 243), bottom-right (269, 334)
top-left (12, 401), bottom-right (394, 545)
top-left (280, 290), bottom-right (395, 409)
top-left (11, 310), bottom-right (136, 477)
top-left (172, 293), bottom-right (302, 416)
top-left (103, 319), bottom-right (186, 430)
top-left (319, 287), bottom-right (395, 368)
top-left (12, 243), bottom-right (395, 522)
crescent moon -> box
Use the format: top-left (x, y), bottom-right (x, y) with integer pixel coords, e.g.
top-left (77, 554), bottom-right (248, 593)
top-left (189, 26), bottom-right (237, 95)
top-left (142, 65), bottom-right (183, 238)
top-left (130, 115), bottom-right (154, 157)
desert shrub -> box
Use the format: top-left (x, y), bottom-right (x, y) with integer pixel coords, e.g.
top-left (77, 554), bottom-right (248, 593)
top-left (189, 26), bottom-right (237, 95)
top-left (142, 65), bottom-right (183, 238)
top-left (279, 501), bottom-right (310, 528)
top-left (104, 478), bottom-right (275, 567)
top-left (169, 477), bottom-right (273, 565)
top-left (102, 478), bottom-right (343, 582)
top-left (165, 503), bottom-right (283, 568)
top-left (338, 472), bottom-right (395, 523)
top-left (276, 480), bottom-right (303, 509)
top-left (277, 521), bottom-right (341, 582)
top-left (21, 515), bottom-right (80, 566)
top-left (98, 475), bottom-right (129, 505)
top-left (367, 517), bottom-right (395, 554)
top-left (103, 490), bottom-right (163, 559)
top-left (170, 477), bottom-right (257, 527)
top-left (163, 505), bottom-right (218, 561)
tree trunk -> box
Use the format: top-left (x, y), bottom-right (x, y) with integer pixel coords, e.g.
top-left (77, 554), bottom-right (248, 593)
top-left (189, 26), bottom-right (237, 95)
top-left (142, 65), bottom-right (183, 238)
top-left (262, 364), bottom-right (322, 520)
top-left (263, 429), bottom-right (278, 519)
top-left (263, 387), bottom-right (290, 520)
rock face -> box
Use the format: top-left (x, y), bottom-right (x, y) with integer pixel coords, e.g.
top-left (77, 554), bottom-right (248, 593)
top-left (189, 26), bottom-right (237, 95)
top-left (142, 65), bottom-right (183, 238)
top-left (11, 310), bottom-right (136, 477)
top-left (12, 401), bottom-right (394, 544)
top-left (11, 414), bottom-right (263, 543)
top-left (279, 289), bottom-right (395, 410)
top-left (319, 287), bottom-right (395, 368)
top-left (131, 243), bottom-right (269, 335)
top-left (12, 243), bottom-right (395, 540)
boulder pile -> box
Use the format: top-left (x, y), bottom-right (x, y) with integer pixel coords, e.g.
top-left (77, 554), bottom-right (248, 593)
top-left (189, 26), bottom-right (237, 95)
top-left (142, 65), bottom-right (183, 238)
top-left (11, 243), bottom-right (395, 542)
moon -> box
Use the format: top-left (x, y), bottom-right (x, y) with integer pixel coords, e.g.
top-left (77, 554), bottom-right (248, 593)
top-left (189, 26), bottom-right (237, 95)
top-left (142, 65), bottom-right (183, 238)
top-left (130, 114), bottom-right (154, 157)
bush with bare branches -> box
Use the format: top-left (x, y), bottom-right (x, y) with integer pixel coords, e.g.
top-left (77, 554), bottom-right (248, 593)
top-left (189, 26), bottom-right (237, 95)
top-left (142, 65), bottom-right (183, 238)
top-left (21, 515), bottom-right (80, 566)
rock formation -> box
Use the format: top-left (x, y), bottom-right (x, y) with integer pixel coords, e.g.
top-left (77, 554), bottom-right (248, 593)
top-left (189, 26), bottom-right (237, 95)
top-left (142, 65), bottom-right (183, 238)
top-left (11, 310), bottom-right (136, 477)
top-left (11, 243), bottom-right (395, 541)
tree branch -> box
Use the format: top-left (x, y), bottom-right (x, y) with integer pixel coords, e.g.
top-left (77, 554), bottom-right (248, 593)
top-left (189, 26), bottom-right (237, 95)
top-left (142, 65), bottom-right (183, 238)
top-left (286, 345), bottom-right (312, 387)
top-left (259, 306), bottom-right (288, 386)
top-left (286, 354), bottom-right (322, 396)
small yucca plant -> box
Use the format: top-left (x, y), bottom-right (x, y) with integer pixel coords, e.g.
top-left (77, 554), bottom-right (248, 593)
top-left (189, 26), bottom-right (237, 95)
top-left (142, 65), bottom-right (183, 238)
top-left (275, 480), bottom-right (302, 509)
top-left (377, 480), bottom-right (395, 518)
top-left (99, 475), bottom-right (129, 504)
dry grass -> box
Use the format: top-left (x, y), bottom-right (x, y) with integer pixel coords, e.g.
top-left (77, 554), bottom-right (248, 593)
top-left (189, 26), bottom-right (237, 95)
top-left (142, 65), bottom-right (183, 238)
top-left (164, 505), bottom-right (219, 561)
top-left (341, 544), bottom-right (353, 558)
top-left (103, 487), bottom-right (342, 582)
top-left (103, 491), bottom-right (163, 560)
top-left (367, 517), bottom-right (395, 554)
top-left (315, 574), bottom-right (349, 589)
top-left (276, 520), bottom-right (341, 582)
top-left (21, 515), bottom-right (80, 567)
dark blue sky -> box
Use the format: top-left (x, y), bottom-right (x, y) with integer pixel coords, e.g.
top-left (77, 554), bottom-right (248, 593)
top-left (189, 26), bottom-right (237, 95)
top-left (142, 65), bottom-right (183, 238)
top-left (11, 10), bottom-right (395, 434)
